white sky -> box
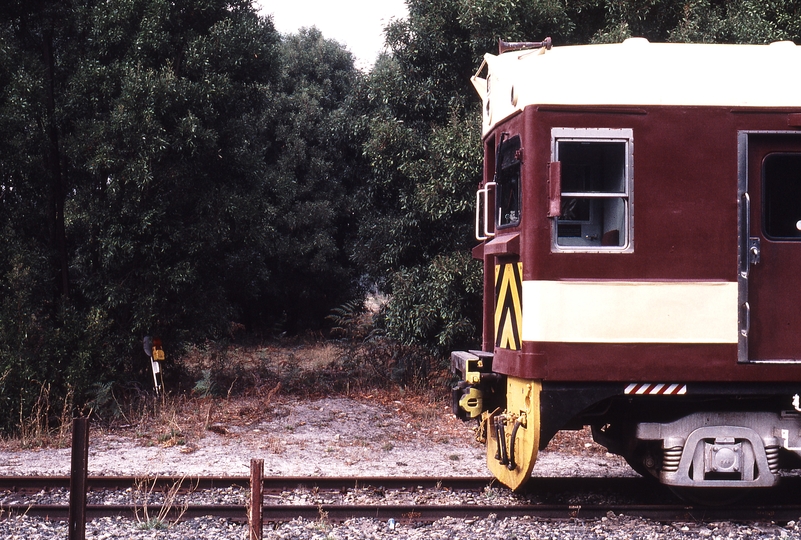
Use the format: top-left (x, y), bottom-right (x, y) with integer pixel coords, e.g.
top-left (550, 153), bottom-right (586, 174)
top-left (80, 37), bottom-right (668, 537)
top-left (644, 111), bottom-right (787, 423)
top-left (254, 0), bottom-right (408, 69)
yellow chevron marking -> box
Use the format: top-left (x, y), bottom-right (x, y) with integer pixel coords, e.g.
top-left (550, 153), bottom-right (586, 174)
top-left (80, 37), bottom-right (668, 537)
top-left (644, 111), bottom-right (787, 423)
top-left (498, 311), bottom-right (517, 349)
top-left (495, 262), bottom-right (523, 350)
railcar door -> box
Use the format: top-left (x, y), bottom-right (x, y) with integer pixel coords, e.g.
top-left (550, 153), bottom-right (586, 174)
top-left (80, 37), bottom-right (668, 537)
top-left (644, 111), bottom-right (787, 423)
top-left (742, 133), bottom-right (801, 363)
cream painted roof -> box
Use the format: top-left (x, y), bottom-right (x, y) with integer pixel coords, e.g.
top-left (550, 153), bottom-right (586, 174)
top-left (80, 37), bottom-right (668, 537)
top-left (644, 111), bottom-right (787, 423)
top-left (473, 38), bottom-right (801, 135)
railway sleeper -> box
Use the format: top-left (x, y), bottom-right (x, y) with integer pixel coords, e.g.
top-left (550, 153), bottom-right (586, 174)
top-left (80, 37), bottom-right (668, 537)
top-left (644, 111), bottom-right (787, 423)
top-left (636, 412), bottom-right (799, 488)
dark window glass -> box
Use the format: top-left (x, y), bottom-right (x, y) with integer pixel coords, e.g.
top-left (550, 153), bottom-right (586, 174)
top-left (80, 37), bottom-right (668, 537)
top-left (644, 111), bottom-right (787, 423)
top-left (560, 142), bottom-right (626, 193)
top-left (763, 153), bottom-right (801, 239)
top-left (496, 135), bottom-right (521, 227)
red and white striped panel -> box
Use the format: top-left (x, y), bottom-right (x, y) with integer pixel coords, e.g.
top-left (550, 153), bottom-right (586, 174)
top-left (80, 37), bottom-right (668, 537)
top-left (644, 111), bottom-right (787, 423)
top-left (624, 383), bottom-right (687, 395)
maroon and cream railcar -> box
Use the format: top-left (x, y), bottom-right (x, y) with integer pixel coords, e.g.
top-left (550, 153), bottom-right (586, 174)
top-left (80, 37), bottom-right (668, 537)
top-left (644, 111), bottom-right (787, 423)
top-left (451, 38), bottom-right (801, 494)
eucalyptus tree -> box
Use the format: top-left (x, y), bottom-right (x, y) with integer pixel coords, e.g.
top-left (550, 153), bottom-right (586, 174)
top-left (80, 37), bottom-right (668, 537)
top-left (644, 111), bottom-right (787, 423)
top-left (254, 27), bottom-right (367, 331)
top-left (0, 0), bottom-right (283, 431)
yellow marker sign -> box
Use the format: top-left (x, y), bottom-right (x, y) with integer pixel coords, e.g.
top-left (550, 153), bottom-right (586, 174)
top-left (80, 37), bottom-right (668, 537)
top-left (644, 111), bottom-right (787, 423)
top-left (495, 262), bottom-right (522, 350)
top-left (152, 337), bottom-right (165, 361)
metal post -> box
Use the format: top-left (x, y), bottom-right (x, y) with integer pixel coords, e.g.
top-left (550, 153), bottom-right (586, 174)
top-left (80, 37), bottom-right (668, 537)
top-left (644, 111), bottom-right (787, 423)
top-left (150, 356), bottom-right (162, 394)
top-left (68, 417), bottom-right (89, 540)
top-left (249, 458), bottom-right (264, 540)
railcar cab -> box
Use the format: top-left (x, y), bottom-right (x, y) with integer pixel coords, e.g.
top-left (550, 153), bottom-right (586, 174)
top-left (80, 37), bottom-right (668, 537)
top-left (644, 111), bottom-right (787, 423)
top-left (452, 37), bottom-right (801, 496)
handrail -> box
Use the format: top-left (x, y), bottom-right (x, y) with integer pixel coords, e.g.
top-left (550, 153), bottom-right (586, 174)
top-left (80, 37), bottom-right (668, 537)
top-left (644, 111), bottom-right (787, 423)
top-left (475, 188), bottom-right (488, 241)
top-left (474, 183), bottom-right (497, 241)
top-left (484, 182), bottom-right (496, 239)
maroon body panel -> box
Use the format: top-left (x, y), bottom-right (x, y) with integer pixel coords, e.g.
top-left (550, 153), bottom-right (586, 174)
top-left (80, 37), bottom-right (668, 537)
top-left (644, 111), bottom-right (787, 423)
top-left (480, 106), bottom-right (801, 383)
top-left (524, 106), bottom-right (740, 282)
top-left (507, 342), bottom-right (801, 382)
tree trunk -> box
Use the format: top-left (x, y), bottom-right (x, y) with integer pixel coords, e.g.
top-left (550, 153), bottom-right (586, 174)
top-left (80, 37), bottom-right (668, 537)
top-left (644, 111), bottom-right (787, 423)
top-left (42, 24), bottom-right (69, 301)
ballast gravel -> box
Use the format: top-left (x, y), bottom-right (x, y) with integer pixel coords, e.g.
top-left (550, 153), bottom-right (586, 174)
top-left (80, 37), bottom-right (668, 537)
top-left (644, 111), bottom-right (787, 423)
top-left (2, 396), bottom-right (801, 538)
top-left (3, 513), bottom-right (801, 539)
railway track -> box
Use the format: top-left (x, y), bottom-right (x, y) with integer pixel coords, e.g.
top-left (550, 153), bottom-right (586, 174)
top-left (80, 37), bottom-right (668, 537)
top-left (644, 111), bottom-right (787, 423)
top-left (0, 475), bottom-right (493, 493)
top-left (4, 475), bottom-right (801, 523)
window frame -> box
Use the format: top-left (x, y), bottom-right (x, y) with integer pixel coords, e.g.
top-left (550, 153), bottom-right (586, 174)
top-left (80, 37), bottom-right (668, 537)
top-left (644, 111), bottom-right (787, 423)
top-left (550, 127), bottom-right (634, 253)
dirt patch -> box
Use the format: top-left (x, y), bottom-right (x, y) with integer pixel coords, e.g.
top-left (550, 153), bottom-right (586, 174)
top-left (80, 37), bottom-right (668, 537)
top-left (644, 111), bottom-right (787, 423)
top-left (0, 392), bottom-right (634, 479)
top-left (0, 341), bottom-right (634, 479)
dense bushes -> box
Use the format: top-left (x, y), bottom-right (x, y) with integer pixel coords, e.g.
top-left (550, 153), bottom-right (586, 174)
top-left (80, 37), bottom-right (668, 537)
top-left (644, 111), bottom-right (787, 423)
top-left (0, 0), bottom-right (365, 433)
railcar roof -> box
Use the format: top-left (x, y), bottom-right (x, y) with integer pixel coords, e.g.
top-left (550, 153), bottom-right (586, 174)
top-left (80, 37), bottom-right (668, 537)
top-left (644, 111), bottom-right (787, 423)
top-left (473, 38), bottom-right (801, 135)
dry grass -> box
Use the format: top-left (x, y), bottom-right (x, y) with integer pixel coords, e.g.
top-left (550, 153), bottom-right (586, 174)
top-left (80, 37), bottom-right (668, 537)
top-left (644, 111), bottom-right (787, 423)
top-left (178, 336), bottom-right (443, 398)
top-left (106, 342), bottom-right (432, 454)
top-left (115, 338), bottom-right (449, 451)
top-left (1, 337), bottom-right (451, 451)
top-left (133, 475), bottom-right (192, 530)
top-left (180, 339), bottom-right (343, 372)
top-left (179, 339), bottom-right (352, 396)
top-left (15, 381), bottom-right (74, 449)
top-left (0, 338), bottom-right (602, 462)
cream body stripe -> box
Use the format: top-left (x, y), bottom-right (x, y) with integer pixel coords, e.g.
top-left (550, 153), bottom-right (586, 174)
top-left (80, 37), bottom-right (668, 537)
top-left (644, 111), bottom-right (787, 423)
top-left (521, 281), bottom-right (738, 344)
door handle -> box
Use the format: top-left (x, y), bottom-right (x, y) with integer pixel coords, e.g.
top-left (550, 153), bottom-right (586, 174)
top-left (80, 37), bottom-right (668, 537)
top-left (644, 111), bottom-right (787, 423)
top-left (749, 237), bottom-right (761, 265)
top-left (740, 193), bottom-right (751, 278)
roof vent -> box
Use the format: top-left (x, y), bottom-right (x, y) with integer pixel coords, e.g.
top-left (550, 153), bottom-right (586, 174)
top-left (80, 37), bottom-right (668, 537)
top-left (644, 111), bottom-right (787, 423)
top-left (622, 37), bottom-right (650, 46)
top-left (498, 37), bottom-right (552, 54)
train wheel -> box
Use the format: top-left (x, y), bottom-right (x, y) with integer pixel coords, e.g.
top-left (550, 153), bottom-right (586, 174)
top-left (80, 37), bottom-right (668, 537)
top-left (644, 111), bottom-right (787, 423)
top-left (485, 377), bottom-right (541, 491)
top-left (624, 455), bottom-right (658, 479)
top-left (623, 442), bottom-right (662, 480)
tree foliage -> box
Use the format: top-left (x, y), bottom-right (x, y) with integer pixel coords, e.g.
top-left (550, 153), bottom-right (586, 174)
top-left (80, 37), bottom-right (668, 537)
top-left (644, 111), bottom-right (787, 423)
top-left (259, 28), bottom-right (368, 330)
top-left (0, 0), bottom-right (365, 432)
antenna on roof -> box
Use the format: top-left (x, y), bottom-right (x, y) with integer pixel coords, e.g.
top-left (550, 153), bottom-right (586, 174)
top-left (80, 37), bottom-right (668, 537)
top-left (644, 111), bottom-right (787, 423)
top-left (499, 37), bottom-right (552, 54)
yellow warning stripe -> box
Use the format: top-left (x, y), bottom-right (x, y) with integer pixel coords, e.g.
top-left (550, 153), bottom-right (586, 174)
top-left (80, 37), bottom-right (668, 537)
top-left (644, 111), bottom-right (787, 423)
top-left (495, 262), bottom-right (523, 350)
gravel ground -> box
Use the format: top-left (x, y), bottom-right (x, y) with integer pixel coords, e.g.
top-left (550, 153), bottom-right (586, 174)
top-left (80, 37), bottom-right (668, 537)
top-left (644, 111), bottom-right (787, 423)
top-left (2, 396), bottom-right (801, 539)
top-left (0, 396), bottom-right (632, 478)
top-left (3, 512), bottom-right (801, 539)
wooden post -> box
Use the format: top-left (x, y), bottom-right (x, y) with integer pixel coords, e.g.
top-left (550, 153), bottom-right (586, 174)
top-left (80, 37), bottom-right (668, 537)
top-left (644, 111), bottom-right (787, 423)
top-left (68, 417), bottom-right (89, 540)
top-left (249, 459), bottom-right (264, 540)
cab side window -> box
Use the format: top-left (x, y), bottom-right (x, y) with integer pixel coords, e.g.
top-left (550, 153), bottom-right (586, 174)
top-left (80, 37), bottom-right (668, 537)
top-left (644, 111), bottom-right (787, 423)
top-left (551, 128), bottom-right (633, 252)
top-left (496, 135), bottom-right (521, 228)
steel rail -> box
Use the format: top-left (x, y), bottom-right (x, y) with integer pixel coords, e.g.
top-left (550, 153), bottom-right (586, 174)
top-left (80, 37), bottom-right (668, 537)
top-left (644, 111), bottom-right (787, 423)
top-left (4, 501), bottom-right (801, 523)
top-left (5, 474), bottom-right (801, 494)
top-left (0, 475), bottom-right (497, 493)
top-left (5, 474), bottom-right (801, 500)
top-left (0, 475), bottom-right (651, 493)
top-left (8, 474), bottom-right (801, 499)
